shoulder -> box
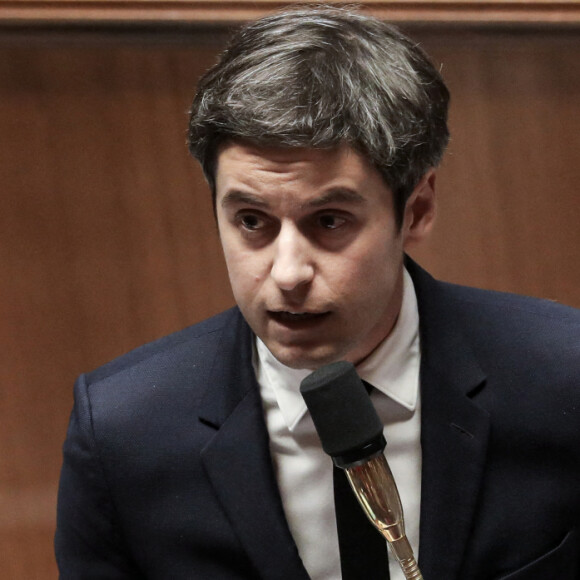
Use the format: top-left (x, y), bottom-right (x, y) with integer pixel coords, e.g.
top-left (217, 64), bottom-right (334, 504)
top-left (408, 258), bottom-right (579, 346)
top-left (69, 307), bottom-right (252, 449)
top-left (443, 280), bottom-right (579, 322)
top-left (83, 306), bottom-right (247, 389)
top-left (408, 259), bottom-right (580, 379)
top-left (441, 282), bottom-right (580, 347)
top-left (432, 282), bottom-right (580, 395)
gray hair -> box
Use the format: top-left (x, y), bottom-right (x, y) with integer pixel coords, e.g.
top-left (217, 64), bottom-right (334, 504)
top-left (188, 5), bottom-right (450, 225)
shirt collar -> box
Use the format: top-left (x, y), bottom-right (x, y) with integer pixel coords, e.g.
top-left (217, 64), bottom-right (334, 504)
top-left (255, 268), bottom-right (421, 432)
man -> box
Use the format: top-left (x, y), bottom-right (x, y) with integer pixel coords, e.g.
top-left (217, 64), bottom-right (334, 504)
top-left (55, 6), bottom-right (580, 579)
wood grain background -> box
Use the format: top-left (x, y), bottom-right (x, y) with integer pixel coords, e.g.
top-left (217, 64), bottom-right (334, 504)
top-left (0, 19), bottom-right (578, 577)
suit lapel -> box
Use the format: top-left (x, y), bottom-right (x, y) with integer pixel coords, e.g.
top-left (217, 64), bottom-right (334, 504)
top-left (409, 260), bottom-right (490, 579)
top-left (198, 310), bottom-right (309, 580)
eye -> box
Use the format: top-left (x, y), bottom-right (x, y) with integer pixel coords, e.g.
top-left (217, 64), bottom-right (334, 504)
top-left (317, 213), bottom-right (347, 230)
top-left (238, 212), bottom-right (266, 231)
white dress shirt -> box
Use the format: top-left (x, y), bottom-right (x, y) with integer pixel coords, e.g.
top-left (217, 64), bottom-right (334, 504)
top-left (254, 269), bottom-right (422, 580)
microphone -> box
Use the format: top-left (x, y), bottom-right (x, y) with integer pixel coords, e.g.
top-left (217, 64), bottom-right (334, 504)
top-left (300, 360), bottom-right (423, 580)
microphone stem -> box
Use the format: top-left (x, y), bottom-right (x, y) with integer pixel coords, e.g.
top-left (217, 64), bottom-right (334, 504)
top-left (389, 535), bottom-right (423, 580)
top-left (344, 454), bottom-right (424, 580)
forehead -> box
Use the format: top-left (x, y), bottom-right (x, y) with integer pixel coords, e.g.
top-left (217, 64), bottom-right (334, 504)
top-left (214, 141), bottom-right (384, 197)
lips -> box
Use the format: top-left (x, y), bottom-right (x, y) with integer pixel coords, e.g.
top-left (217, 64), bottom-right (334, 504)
top-left (268, 310), bottom-right (330, 326)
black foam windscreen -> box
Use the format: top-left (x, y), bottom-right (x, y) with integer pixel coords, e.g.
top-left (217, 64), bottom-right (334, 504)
top-left (300, 361), bottom-right (385, 466)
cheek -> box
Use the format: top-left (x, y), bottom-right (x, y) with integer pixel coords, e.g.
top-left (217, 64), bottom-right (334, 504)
top-left (222, 250), bottom-right (266, 302)
top-left (218, 229), bottom-right (255, 288)
top-left (334, 241), bottom-right (401, 297)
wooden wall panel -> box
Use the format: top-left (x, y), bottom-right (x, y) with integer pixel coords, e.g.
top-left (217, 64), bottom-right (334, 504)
top-left (0, 24), bottom-right (578, 578)
top-left (0, 41), bottom-right (233, 578)
top-left (409, 29), bottom-right (580, 307)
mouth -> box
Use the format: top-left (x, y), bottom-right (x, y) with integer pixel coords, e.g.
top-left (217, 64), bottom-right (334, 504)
top-left (268, 310), bottom-right (331, 326)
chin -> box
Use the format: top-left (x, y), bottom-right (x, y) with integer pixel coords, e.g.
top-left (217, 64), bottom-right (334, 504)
top-left (269, 344), bottom-right (345, 371)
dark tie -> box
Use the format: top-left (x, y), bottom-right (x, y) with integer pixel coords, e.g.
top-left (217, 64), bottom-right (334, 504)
top-left (333, 463), bottom-right (391, 579)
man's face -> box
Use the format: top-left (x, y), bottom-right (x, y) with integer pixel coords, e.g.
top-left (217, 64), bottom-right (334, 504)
top-left (215, 141), bottom-right (432, 369)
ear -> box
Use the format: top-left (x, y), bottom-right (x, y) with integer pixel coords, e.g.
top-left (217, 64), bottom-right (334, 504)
top-left (402, 169), bottom-right (437, 249)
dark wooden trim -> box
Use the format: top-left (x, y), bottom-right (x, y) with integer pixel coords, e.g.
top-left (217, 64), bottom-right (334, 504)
top-left (1, 1), bottom-right (580, 28)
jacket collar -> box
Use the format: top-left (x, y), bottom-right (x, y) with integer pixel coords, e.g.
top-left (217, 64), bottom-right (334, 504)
top-left (407, 258), bottom-right (490, 579)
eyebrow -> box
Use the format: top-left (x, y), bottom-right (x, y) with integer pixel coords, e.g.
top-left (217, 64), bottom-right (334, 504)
top-left (220, 187), bottom-right (367, 210)
top-left (304, 188), bottom-right (367, 208)
top-left (220, 190), bottom-right (269, 209)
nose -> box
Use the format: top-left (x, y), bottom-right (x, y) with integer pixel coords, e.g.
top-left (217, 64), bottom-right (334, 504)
top-left (270, 223), bottom-right (314, 292)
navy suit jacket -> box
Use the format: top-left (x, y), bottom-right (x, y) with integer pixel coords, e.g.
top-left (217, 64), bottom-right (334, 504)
top-left (55, 261), bottom-right (580, 579)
